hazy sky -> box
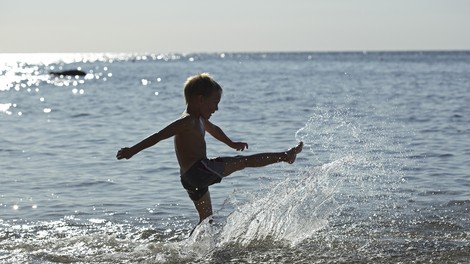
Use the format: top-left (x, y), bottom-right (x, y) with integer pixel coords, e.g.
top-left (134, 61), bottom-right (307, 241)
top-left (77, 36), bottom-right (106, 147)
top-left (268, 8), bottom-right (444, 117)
top-left (1, 0), bottom-right (469, 53)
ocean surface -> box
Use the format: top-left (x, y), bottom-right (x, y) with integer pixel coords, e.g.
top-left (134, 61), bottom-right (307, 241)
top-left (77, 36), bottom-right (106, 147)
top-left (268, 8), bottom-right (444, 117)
top-left (1, 51), bottom-right (469, 263)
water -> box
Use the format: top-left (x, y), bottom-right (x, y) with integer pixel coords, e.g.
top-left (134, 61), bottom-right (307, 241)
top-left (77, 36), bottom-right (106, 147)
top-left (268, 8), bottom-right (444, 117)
top-left (1, 51), bottom-right (469, 263)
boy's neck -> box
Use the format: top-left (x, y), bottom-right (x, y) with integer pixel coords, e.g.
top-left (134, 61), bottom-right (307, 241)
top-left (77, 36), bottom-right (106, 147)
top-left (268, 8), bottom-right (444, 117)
top-left (185, 104), bottom-right (201, 119)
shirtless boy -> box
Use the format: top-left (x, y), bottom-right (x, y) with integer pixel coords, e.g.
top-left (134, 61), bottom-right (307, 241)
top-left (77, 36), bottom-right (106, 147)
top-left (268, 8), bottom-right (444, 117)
top-left (117, 73), bottom-right (303, 226)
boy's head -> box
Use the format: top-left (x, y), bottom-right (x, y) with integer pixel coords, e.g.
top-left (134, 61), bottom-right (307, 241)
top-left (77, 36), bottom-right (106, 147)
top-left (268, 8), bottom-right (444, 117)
top-left (184, 73), bottom-right (222, 104)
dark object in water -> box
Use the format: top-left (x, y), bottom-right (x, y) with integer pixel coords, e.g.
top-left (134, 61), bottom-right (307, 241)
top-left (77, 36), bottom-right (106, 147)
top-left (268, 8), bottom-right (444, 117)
top-left (50, 69), bottom-right (87, 77)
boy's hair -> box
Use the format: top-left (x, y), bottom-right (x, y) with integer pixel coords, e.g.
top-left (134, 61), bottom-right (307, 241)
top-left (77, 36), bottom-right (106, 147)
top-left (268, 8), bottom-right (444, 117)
top-left (184, 73), bottom-right (222, 103)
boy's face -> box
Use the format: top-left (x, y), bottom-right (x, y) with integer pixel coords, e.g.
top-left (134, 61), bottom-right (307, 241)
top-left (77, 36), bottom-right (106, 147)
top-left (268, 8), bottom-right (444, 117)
top-left (200, 90), bottom-right (221, 120)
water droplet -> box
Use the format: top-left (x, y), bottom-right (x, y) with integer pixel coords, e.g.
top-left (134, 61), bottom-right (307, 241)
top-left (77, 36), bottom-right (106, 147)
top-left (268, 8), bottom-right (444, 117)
top-left (0, 103), bottom-right (12, 112)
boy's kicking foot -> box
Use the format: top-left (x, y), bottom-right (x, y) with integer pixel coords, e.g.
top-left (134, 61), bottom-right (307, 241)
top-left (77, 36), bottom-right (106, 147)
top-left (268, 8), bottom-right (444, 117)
top-left (285, 141), bottom-right (303, 164)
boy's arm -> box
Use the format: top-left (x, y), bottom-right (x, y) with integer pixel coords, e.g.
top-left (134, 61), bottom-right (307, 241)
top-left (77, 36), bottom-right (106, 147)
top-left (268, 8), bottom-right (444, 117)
top-left (203, 119), bottom-right (248, 151)
top-left (117, 117), bottom-right (188, 160)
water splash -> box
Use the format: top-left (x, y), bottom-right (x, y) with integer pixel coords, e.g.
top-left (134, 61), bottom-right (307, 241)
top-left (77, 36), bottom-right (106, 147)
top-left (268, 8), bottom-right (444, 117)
top-left (216, 108), bottom-right (406, 247)
top-left (218, 158), bottom-right (349, 246)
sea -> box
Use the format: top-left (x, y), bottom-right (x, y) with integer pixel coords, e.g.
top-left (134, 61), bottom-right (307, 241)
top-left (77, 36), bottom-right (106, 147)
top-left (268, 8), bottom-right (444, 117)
top-left (1, 51), bottom-right (469, 263)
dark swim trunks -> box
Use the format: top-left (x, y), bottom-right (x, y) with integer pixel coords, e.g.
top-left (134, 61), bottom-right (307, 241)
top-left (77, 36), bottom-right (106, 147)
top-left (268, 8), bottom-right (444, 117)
top-left (180, 158), bottom-right (225, 201)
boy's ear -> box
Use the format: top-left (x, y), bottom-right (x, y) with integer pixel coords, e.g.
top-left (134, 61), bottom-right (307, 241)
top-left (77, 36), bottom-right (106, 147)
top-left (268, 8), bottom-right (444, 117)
top-left (197, 95), bottom-right (205, 104)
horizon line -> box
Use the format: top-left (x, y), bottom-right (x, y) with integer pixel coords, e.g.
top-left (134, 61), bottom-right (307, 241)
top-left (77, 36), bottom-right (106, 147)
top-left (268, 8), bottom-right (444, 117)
top-left (1, 49), bottom-right (470, 55)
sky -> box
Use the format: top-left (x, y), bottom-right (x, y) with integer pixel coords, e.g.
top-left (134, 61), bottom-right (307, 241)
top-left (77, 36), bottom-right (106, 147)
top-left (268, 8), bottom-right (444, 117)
top-left (1, 0), bottom-right (469, 53)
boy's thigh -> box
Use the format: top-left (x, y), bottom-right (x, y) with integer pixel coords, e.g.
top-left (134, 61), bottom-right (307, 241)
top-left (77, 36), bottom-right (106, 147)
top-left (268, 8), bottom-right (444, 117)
top-left (221, 155), bottom-right (248, 176)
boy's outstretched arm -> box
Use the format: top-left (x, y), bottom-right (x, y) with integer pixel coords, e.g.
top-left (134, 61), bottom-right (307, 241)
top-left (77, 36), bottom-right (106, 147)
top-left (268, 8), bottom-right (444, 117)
top-left (203, 119), bottom-right (248, 151)
top-left (116, 117), bottom-right (188, 160)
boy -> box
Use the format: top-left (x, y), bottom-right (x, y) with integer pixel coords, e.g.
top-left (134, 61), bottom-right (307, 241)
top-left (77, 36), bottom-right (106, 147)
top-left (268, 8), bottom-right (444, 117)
top-left (117, 73), bottom-right (303, 226)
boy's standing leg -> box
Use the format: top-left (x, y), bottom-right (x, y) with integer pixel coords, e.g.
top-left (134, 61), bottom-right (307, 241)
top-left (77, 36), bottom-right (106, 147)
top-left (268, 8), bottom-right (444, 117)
top-left (194, 191), bottom-right (213, 223)
top-left (190, 191), bottom-right (213, 236)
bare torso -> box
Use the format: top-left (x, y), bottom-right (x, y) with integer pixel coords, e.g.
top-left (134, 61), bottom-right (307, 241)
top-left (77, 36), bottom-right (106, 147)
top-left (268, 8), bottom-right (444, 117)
top-left (174, 113), bottom-right (207, 174)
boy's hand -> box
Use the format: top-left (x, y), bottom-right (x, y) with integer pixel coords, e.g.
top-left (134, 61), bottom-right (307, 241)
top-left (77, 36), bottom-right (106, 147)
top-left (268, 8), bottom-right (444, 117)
top-left (116, 147), bottom-right (134, 160)
top-left (231, 142), bottom-right (248, 151)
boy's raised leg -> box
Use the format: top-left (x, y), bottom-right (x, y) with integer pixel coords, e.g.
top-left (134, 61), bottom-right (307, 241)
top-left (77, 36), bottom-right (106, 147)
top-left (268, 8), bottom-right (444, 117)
top-left (222, 142), bottom-right (303, 176)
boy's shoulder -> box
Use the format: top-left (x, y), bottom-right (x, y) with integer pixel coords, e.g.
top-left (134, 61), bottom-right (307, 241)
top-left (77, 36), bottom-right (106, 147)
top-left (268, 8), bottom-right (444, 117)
top-left (179, 112), bottom-right (197, 122)
top-left (176, 113), bottom-right (202, 128)
top-left (173, 113), bottom-right (205, 139)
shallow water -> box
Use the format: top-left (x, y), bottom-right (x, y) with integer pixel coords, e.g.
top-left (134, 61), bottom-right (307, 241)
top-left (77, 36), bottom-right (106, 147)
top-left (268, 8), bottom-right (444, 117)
top-left (1, 51), bottom-right (469, 263)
